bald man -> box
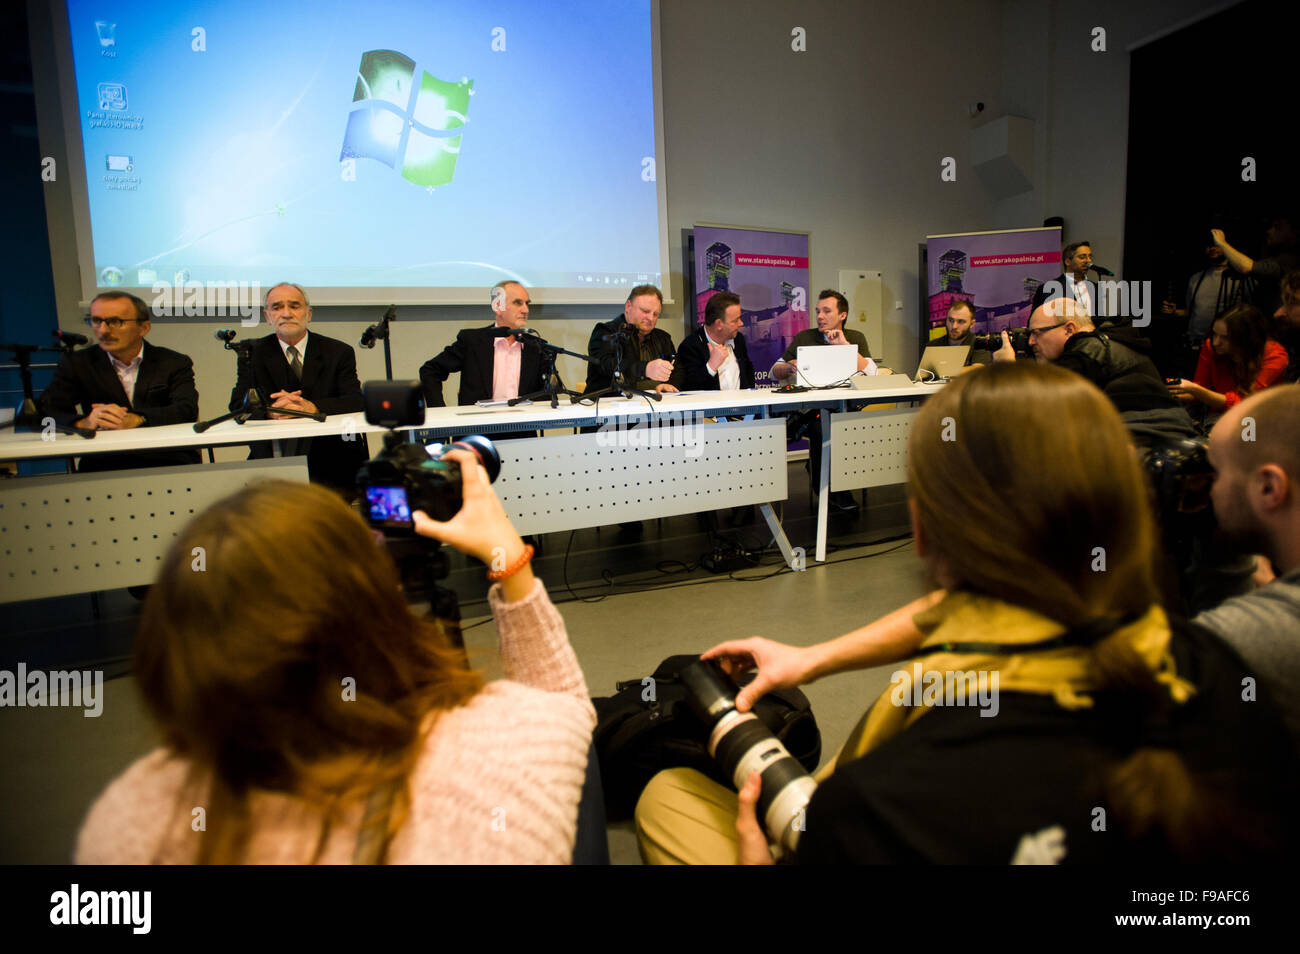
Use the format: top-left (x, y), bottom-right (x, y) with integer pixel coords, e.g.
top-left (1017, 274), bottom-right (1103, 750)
top-left (1195, 387), bottom-right (1300, 750)
top-left (994, 297), bottom-right (1195, 441)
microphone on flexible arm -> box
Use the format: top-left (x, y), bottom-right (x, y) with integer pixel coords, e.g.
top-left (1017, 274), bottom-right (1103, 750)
top-left (491, 325), bottom-right (531, 339)
top-left (214, 329), bottom-right (238, 343)
top-left (53, 330), bottom-right (89, 348)
top-left (1089, 264), bottom-right (1115, 276)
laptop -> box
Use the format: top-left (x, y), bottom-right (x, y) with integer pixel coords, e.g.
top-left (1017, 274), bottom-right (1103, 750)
top-left (795, 345), bottom-right (859, 388)
top-left (915, 345), bottom-right (970, 382)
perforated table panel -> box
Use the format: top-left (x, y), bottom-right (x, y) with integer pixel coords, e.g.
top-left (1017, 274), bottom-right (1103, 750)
top-left (0, 458), bottom-right (309, 603)
top-left (492, 418), bottom-right (788, 535)
top-left (829, 407), bottom-right (920, 491)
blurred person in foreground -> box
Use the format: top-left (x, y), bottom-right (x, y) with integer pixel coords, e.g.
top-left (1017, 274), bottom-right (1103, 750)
top-left (635, 362), bottom-right (1298, 864)
top-left (75, 453), bottom-right (599, 864)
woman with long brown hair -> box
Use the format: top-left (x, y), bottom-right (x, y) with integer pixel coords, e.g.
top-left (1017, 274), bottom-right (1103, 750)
top-left (1170, 302), bottom-right (1289, 418)
top-left (636, 362), bottom-right (1296, 864)
top-left (76, 449), bottom-right (596, 864)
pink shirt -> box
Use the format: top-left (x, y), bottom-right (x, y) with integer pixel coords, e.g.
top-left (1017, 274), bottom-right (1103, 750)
top-left (107, 348), bottom-right (143, 404)
top-left (492, 334), bottom-right (524, 400)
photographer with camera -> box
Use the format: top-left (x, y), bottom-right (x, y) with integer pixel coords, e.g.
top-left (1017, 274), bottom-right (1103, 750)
top-left (76, 448), bottom-right (600, 864)
top-left (634, 362), bottom-right (1297, 864)
top-left (993, 297), bottom-right (1197, 442)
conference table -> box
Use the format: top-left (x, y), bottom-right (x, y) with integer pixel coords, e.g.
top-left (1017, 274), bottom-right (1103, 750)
top-left (1, 381), bottom-right (942, 602)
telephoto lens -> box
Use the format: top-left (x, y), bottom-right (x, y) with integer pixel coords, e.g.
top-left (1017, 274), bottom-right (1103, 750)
top-left (679, 658), bottom-right (818, 855)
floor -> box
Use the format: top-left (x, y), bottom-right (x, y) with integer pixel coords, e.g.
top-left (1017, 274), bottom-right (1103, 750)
top-left (0, 464), bottom-right (928, 864)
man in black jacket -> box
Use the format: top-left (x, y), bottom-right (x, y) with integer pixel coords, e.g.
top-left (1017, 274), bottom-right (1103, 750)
top-left (994, 297), bottom-right (1196, 441)
top-left (229, 282), bottom-right (368, 492)
top-left (668, 291), bottom-right (754, 392)
top-left (419, 281), bottom-right (545, 408)
top-left (585, 284), bottom-right (677, 395)
top-left (38, 291), bottom-right (200, 471)
top-left (1030, 240), bottom-right (1098, 318)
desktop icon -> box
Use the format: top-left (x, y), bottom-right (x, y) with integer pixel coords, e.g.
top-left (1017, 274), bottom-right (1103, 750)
top-left (97, 83), bottom-right (127, 111)
top-left (137, 268), bottom-right (157, 284)
top-left (105, 154), bottom-right (133, 172)
top-left (95, 21), bottom-right (116, 48)
top-left (99, 266), bottom-right (123, 286)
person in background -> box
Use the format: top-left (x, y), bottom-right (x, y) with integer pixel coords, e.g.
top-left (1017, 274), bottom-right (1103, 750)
top-left (1169, 303), bottom-right (1289, 422)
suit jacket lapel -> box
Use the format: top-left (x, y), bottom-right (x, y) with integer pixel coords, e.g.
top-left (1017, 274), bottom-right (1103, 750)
top-left (298, 336), bottom-right (322, 398)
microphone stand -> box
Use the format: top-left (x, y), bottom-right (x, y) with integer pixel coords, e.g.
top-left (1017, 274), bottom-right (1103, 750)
top-left (506, 330), bottom-right (589, 409)
top-left (580, 322), bottom-right (663, 404)
top-left (0, 341), bottom-right (95, 438)
top-left (193, 339), bottom-right (325, 433)
top-left (360, 305), bottom-right (396, 381)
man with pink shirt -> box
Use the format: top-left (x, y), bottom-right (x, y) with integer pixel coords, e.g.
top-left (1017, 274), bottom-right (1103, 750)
top-left (419, 280), bottom-right (545, 413)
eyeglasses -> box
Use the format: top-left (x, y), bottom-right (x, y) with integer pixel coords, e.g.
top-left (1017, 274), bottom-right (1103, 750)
top-left (1027, 320), bottom-right (1069, 339)
top-left (85, 316), bottom-right (143, 330)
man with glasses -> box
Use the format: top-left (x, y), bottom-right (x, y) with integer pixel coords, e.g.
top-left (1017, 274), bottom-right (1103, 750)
top-left (994, 297), bottom-right (1195, 439)
top-left (1030, 240), bottom-right (1098, 317)
top-left (38, 291), bottom-right (200, 470)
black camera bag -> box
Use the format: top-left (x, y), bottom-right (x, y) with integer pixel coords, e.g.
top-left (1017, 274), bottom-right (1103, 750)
top-left (591, 654), bottom-right (822, 820)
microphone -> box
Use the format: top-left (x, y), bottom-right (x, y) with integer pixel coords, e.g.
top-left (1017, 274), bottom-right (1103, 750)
top-left (54, 330), bottom-right (89, 346)
top-left (491, 325), bottom-right (528, 338)
top-left (214, 329), bottom-right (238, 343)
top-left (360, 327), bottom-right (376, 348)
top-left (1089, 264), bottom-right (1115, 276)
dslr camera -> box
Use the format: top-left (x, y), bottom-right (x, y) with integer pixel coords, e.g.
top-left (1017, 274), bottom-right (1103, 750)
top-left (355, 381), bottom-right (501, 536)
top-left (971, 327), bottom-right (1031, 356)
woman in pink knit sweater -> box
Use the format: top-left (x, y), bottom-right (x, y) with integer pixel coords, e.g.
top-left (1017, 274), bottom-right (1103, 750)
top-left (76, 448), bottom-right (596, 864)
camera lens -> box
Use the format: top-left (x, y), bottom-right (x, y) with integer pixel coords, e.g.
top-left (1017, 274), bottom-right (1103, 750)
top-left (680, 659), bottom-right (818, 854)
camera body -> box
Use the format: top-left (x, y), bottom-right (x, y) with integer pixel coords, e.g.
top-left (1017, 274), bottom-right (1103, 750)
top-left (972, 327), bottom-right (1031, 356)
top-left (355, 381), bottom-right (500, 535)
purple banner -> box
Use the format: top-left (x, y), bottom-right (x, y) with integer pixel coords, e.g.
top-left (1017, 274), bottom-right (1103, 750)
top-left (693, 225), bottom-right (810, 386)
top-left (924, 227), bottom-right (1062, 342)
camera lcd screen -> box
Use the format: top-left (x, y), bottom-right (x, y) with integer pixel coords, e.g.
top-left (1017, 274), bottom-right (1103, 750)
top-left (365, 485), bottom-right (413, 528)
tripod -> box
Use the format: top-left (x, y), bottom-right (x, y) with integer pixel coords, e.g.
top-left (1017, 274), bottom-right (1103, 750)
top-left (193, 338), bottom-right (325, 433)
top-left (0, 341), bottom-right (94, 438)
top-left (508, 332), bottom-right (589, 409)
top-left (580, 322), bottom-right (662, 404)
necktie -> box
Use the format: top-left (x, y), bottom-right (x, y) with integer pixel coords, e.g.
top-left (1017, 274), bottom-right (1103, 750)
top-left (287, 345), bottom-right (303, 382)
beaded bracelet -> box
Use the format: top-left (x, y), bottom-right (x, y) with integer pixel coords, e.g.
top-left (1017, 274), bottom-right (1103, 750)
top-left (486, 544), bottom-right (534, 582)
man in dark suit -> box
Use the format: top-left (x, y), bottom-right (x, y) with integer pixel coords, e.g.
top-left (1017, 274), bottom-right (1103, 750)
top-left (1031, 240), bottom-right (1099, 318)
top-left (229, 282), bottom-right (368, 493)
top-left (585, 284), bottom-right (678, 395)
top-left (669, 291), bottom-right (754, 391)
top-left (419, 280), bottom-right (544, 408)
top-left (38, 291), bottom-right (200, 471)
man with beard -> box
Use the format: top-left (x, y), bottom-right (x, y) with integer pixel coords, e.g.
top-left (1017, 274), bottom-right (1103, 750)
top-left (1195, 387), bottom-right (1300, 751)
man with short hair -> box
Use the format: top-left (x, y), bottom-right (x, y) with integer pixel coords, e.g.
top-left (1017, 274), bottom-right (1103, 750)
top-left (770, 289), bottom-right (874, 383)
top-left (38, 291), bottom-right (200, 470)
top-left (668, 291), bottom-right (754, 392)
top-left (994, 297), bottom-right (1195, 441)
top-left (935, 300), bottom-right (991, 369)
top-left (585, 284), bottom-right (678, 394)
top-left (230, 282), bottom-right (368, 493)
top-left (1030, 240), bottom-right (1096, 317)
top-left (1195, 387), bottom-right (1300, 751)
top-left (419, 280), bottom-right (545, 408)
top-left (772, 290), bottom-right (875, 512)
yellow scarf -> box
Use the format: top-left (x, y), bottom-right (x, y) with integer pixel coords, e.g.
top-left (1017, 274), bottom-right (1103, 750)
top-left (833, 592), bottom-right (1196, 772)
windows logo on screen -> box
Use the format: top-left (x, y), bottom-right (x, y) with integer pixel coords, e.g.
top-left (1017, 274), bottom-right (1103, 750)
top-left (340, 50), bottom-right (473, 188)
